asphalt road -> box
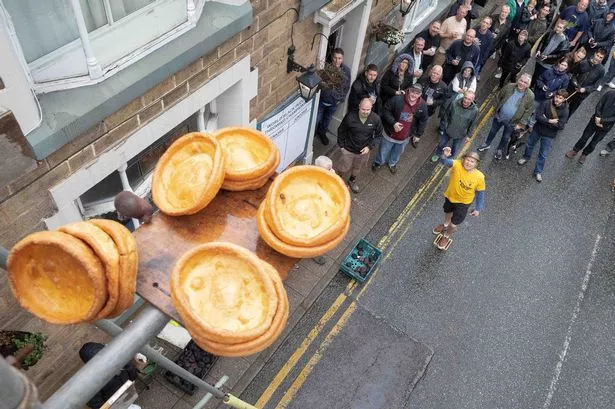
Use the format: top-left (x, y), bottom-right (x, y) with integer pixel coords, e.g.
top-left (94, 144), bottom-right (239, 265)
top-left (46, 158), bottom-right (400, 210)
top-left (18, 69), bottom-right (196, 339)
top-left (241, 79), bottom-right (615, 408)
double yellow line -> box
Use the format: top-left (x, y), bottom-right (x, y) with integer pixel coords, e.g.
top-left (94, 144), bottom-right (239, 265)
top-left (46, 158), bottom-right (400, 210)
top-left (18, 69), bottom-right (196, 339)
top-left (256, 88), bottom-right (498, 409)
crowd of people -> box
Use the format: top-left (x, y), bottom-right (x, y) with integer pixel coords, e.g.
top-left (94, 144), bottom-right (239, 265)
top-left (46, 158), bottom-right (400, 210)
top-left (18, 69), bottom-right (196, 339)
top-left (314, 0), bottom-right (615, 249)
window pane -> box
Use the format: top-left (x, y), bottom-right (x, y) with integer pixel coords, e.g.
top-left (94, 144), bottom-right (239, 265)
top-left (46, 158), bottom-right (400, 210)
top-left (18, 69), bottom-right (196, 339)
top-left (80, 171), bottom-right (124, 206)
top-left (4, 0), bottom-right (80, 63)
top-left (80, 0), bottom-right (109, 31)
top-left (110, 0), bottom-right (158, 21)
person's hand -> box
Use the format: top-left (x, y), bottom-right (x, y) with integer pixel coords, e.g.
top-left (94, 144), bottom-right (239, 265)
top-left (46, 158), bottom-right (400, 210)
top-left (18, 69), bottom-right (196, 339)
top-left (393, 122), bottom-right (403, 132)
top-left (471, 209), bottom-right (480, 217)
top-left (514, 124), bottom-right (524, 130)
top-left (360, 146), bottom-right (370, 155)
top-left (442, 146), bottom-right (452, 157)
top-left (414, 69), bottom-right (423, 77)
top-left (579, 87), bottom-right (586, 93)
top-left (396, 90), bottom-right (404, 95)
top-left (548, 118), bottom-right (558, 124)
top-left (464, 137), bottom-right (470, 144)
top-left (474, 38), bottom-right (481, 46)
top-left (424, 47), bottom-right (436, 56)
top-left (595, 116), bottom-right (602, 125)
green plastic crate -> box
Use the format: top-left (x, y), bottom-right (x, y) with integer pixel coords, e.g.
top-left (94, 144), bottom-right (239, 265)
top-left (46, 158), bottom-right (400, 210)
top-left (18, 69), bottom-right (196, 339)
top-left (340, 238), bottom-right (382, 282)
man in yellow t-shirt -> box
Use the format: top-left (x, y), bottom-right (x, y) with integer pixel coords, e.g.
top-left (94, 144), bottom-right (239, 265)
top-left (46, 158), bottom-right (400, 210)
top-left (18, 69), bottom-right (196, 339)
top-left (433, 147), bottom-right (485, 250)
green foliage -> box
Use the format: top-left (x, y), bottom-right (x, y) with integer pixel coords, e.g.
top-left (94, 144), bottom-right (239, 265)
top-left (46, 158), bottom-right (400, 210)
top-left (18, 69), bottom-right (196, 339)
top-left (13, 332), bottom-right (47, 367)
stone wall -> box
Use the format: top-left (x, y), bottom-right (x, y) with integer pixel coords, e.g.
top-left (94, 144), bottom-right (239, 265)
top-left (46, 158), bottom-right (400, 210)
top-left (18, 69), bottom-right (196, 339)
top-left (0, 0), bottom-right (321, 249)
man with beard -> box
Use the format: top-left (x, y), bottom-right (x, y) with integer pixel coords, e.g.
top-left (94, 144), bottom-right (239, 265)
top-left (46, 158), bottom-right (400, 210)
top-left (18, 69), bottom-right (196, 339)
top-left (411, 21), bottom-right (441, 69)
top-left (373, 84), bottom-right (428, 172)
top-left (348, 64), bottom-right (379, 113)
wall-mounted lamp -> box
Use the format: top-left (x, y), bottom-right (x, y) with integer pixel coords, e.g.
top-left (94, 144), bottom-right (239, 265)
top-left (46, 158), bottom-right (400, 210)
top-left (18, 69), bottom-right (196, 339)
top-left (287, 46), bottom-right (321, 102)
top-left (398, 0), bottom-right (416, 16)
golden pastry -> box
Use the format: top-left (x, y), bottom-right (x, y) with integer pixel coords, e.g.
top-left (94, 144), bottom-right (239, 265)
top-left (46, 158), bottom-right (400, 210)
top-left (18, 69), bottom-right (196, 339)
top-left (171, 242), bottom-right (278, 343)
top-left (89, 219), bottom-right (138, 318)
top-left (265, 165), bottom-right (351, 247)
top-left (212, 127), bottom-right (279, 181)
top-left (58, 222), bottom-right (121, 320)
top-left (7, 231), bottom-right (108, 324)
top-left (256, 200), bottom-right (350, 258)
top-left (184, 260), bottom-right (288, 357)
top-left (220, 152), bottom-right (279, 192)
top-left (151, 132), bottom-right (225, 216)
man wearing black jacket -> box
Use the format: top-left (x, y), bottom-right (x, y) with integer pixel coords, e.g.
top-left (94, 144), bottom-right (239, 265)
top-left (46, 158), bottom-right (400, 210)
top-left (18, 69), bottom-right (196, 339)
top-left (419, 65), bottom-right (449, 116)
top-left (566, 89), bottom-right (615, 164)
top-left (348, 64), bottom-right (379, 113)
top-left (372, 84), bottom-right (428, 174)
top-left (336, 98), bottom-right (384, 193)
top-left (567, 49), bottom-right (606, 115)
top-left (517, 90), bottom-right (569, 182)
top-left (443, 29), bottom-right (481, 83)
top-left (410, 21), bottom-right (441, 69)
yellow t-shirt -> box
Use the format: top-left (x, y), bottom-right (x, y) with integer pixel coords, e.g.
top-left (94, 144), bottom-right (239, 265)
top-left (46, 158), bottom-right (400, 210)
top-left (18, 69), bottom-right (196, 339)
top-left (444, 160), bottom-right (486, 205)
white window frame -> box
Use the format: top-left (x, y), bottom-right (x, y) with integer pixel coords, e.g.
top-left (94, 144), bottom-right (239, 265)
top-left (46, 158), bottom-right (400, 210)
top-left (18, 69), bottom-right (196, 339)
top-left (1, 0), bottom-right (215, 93)
top-left (397, 0), bottom-right (438, 50)
top-left (44, 55), bottom-right (257, 229)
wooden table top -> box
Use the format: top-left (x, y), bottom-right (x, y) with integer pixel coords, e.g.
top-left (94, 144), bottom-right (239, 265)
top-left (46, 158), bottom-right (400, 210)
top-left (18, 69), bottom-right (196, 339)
top-left (133, 181), bottom-right (297, 321)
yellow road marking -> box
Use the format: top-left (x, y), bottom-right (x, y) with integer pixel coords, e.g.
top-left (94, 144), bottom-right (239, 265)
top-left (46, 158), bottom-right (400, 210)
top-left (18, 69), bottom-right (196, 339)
top-left (257, 89), bottom-right (498, 409)
top-left (276, 302), bottom-right (358, 409)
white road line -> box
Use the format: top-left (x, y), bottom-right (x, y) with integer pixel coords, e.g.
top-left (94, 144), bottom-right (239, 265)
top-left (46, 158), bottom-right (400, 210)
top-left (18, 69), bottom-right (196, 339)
top-left (542, 234), bottom-right (602, 409)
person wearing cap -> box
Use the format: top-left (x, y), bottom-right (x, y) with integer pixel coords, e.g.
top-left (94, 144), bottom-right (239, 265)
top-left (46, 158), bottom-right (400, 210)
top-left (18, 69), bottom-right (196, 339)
top-left (431, 90), bottom-right (478, 162)
top-left (433, 147), bottom-right (485, 250)
top-left (372, 83), bottom-right (428, 173)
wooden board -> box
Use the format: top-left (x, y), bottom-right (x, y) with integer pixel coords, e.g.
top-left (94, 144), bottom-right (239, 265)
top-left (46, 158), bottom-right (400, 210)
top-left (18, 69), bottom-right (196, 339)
top-left (133, 181), bottom-right (298, 321)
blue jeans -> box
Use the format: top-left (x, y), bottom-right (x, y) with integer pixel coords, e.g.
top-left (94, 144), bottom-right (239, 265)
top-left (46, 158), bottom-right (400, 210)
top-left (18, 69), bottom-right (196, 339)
top-left (316, 102), bottom-right (338, 136)
top-left (484, 117), bottom-right (514, 152)
top-left (375, 137), bottom-right (409, 167)
top-left (436, 132), bottom-right (464, 158)
top-left (523, 129), bottom-right (553, 174)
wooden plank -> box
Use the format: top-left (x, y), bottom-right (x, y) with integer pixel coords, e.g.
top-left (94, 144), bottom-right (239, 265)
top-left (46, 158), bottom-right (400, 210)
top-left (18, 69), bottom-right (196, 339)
top-left (133, 181), bottom-right (298, 321)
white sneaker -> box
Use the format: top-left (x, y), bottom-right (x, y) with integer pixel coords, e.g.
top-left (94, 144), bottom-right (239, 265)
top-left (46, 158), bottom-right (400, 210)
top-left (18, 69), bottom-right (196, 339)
top-left (608, 82), bottom-right (615, 89)
top-left (597, 85), bottom-right (603, 92)
top-left (599, 149), bottom-right (611, 156)
top-left (517, 158), bottom-right (528, 165)
top-left (535, 173), bottom-right (542, 182)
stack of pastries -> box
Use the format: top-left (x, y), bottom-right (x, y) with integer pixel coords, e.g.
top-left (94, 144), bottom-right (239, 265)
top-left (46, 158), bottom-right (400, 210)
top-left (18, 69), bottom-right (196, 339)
top-left (212, 127), bottom-right (280, 191)
top-left (152, 132), bottom-right (225, 215)
top-left (256, 165), bottom-right (351, 258)
top-left (7, 219), bottom-right (138, 324)
top-left (171, 242), bottom-right (288, 357)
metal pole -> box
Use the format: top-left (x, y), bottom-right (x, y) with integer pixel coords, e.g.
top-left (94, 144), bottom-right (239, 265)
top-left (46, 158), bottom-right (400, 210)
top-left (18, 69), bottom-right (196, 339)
top-left (0, 357), bottom-right (27, 409)
top-left (194, 375), bottom-right (228, 409)
top-left (43, 305), bottom-right (168, 409)
top-left (95, 319), bottom-right (225, 400)
top-left (69, 0), bottom-right (103, 79)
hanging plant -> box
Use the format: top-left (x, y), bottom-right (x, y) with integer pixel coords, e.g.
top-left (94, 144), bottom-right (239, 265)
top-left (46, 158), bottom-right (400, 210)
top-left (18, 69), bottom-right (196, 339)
top-left (372, 22), bottom-right (404, 47)
top-left (0, 330), bottom-right (48, 369)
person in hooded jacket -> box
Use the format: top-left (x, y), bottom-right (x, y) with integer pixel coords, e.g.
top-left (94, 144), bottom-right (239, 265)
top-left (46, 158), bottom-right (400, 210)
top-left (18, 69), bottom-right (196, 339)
top-left (517, 89), bottom-right (569, 182)
top-left (348, 65), bottom-right (380, 113)
top-left (584, 11), bottom-right (615, 55)
top-left (534, 58), bottom-right (570, 101)
top-left (443, 29), bottom-right (481, 82)
top-left (419, 65), bottom-right (449, 116)
top-left (450, 61), bottom-right (478, 94)
top-left (432, 90), bottom-right (479, 162)
top-left (497, 29), bottom-right (531, 88)
top-left (372, 84), bottom-right (428, 172)
top-left (379, 54), bottom-right (414, 111)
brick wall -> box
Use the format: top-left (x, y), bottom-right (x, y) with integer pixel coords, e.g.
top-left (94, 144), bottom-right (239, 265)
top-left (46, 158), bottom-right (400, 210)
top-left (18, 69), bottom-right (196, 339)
top-left (0, 0), bottom-right (321, 248)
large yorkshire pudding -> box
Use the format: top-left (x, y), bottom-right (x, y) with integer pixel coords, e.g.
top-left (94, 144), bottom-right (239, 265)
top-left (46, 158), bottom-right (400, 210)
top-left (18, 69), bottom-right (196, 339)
top-left (183, 261), bottom-right (289, 357)
top-left (171, 242), bottom-right (278, 343)
top-left (266, 165), bottom-right (351, 247)
top-left (89, 219), bottom-right (138, 318)
top-left (7, 231), bottom-right (108, 324)
top-left (257, 200), bottom-right (350, 258)
top-left (220, 152), bottom-right (279, 192)
top-left (212, 127), bottom-right (279, 181)
top-left (152, 132), bottom-right (225, 215)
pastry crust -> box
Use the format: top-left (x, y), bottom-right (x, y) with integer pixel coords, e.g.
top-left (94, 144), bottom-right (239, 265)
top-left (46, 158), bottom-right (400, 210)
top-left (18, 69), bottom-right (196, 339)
top-left (220, 151), bottom-right (279, 192)
top-left (185, 260), bottom-right (289, 357)
top-left (265, 166), bottom-right (351, 247)
top-left (257, 200), bottom-right (350, 258)
top-left (7, 231), bottom-right (107, 324)
top-left (171, 242), bottom-right (278, 343)
top-left (152, 132), bottom-right (225, 216)
top-left (212, 127), bottom-right (279, 181)
top-left (89, 219), bottom-right (138, 318)
top-left (58, 222), bottom-right (121, 320)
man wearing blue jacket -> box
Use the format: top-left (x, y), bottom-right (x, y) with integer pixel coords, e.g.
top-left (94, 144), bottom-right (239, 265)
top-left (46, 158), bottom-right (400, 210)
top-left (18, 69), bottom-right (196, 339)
top-left (315, 48), bottom-right (351, 145)
top-left (443, 29), bottom-right (481, 82)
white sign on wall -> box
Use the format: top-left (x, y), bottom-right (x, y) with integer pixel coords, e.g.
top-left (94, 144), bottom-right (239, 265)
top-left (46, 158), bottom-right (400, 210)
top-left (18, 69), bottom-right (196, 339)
top-left (259, 95), bottom-right (315, 172)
